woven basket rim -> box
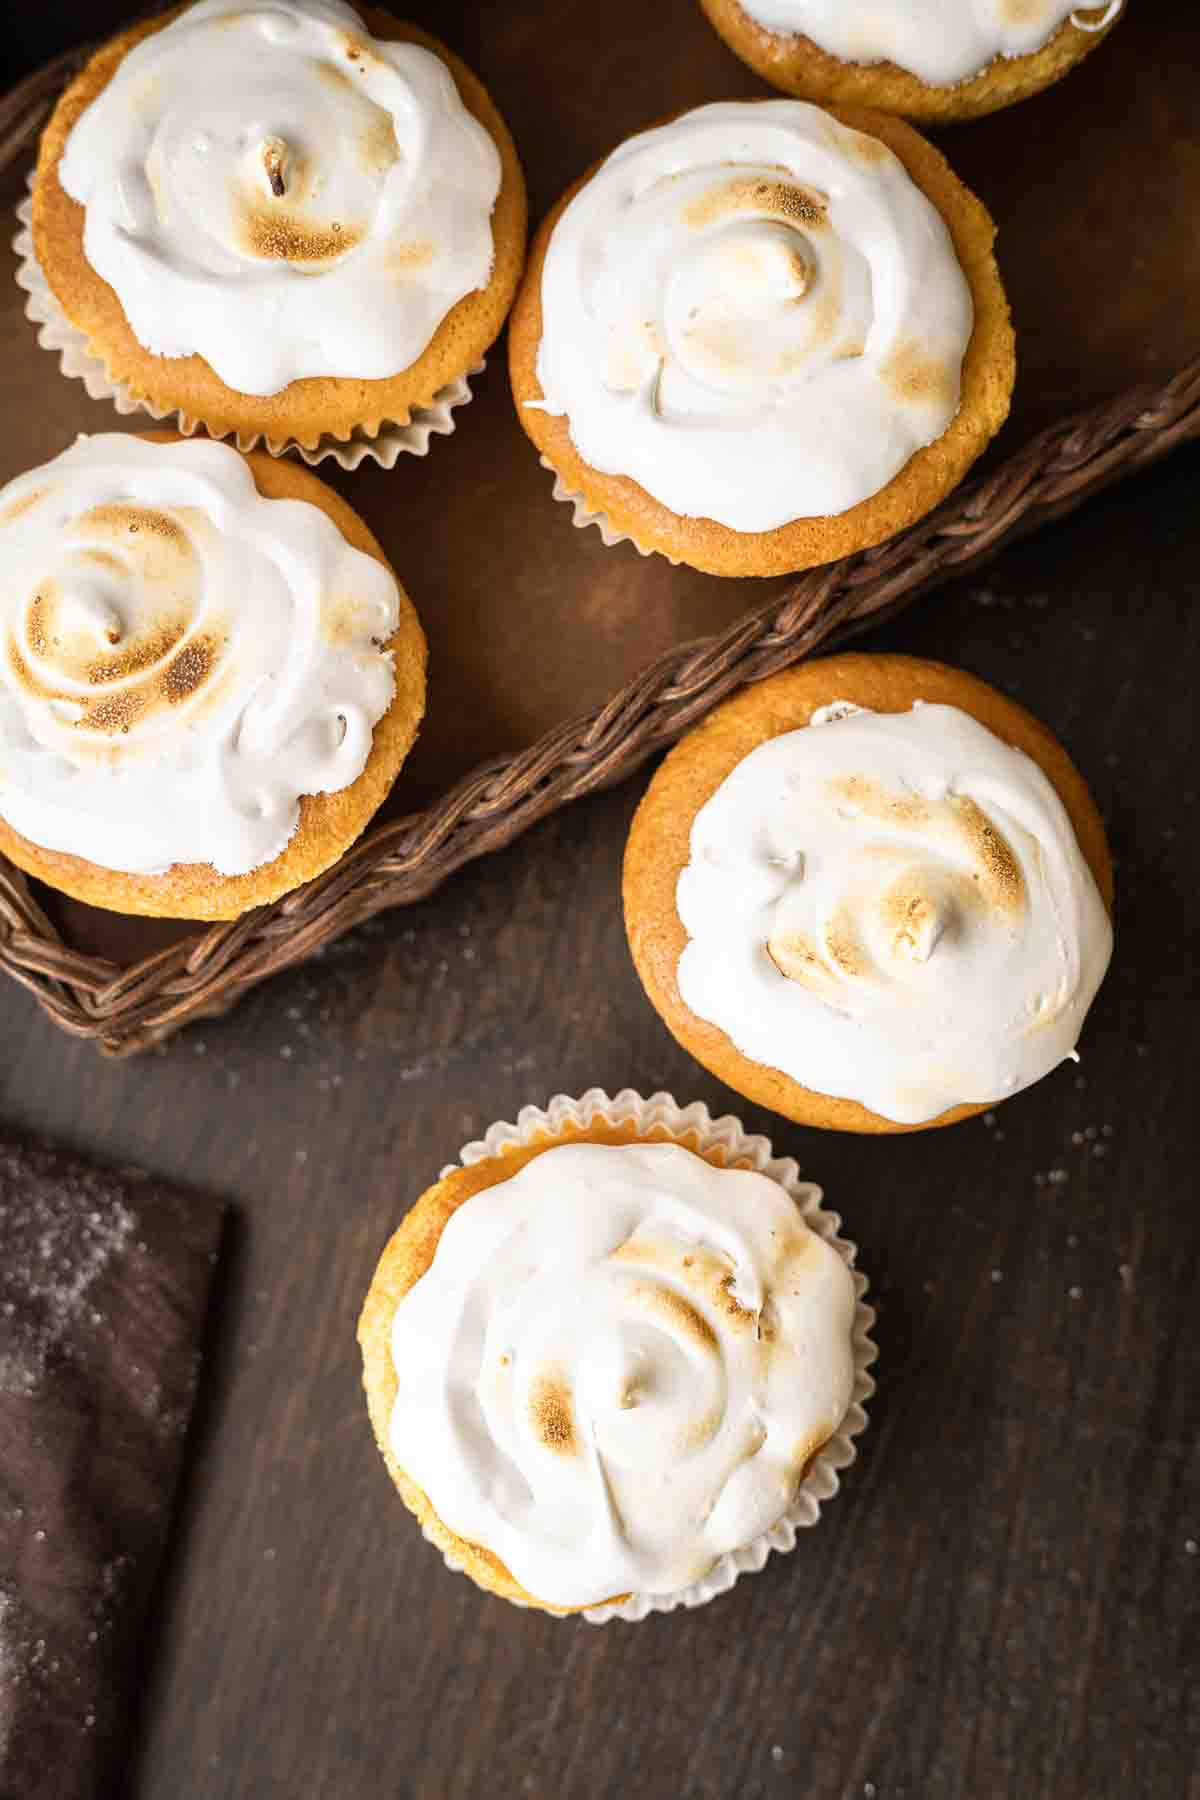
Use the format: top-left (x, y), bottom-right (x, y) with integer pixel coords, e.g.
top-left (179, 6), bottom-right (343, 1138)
top-left (2, 49), bottom-right (1199, 1056)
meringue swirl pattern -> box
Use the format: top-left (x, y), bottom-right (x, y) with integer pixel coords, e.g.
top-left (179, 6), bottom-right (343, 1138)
top-left (676, 703), bottom-right (1113, 1124)
top-left (736, 0), bottom-right (1121, 88)
top-left (532, 101), bottom-right (973, 532)
top-left (57, 0), bottom-right (502, 395)
top-left (0, 435), bottom-right (400, 877)
top-left (388, 1141), bottom-right (856, 1608)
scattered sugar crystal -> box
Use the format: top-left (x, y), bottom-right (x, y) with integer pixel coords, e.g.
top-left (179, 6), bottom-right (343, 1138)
top-left (0, 1587), bottom-right (18, 1704)
top-left (0, 1182), bottom-right (132, 1395)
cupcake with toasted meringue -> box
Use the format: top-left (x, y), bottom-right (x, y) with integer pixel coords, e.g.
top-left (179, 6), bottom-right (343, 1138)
top-left (358, 1089), bottom-right (875, 1619)
top-left (624, 654), bottom-right (1114, 1132)
top-left (0, 433), bottom-right (426, 919)
top-left (699, 0), bottom-right (1123, 123)
top-left (26, 0), bottom-right (526, 461)
top-left (509, 98), bottom-right (1013, 577)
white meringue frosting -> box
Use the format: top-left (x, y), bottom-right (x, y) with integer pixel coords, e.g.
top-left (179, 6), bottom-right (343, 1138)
top-left (532, 100), bottom-right (972, 532)
top-left (0, 434), bottom-right (402, 878)
top-left (57, 0), bottom-right (501, 396)
top-left (676, 701), bottom-right (1113, 1123)
top-left (736, 0), bottom-right (1120, 87)
top-left (388, 1141), bottom-right (856, 1607)
top-left (737, 0), bottom-right (1122, 86)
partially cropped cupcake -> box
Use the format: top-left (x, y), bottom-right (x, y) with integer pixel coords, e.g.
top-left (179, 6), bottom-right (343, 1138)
top-left (28, 1), bottom-right (526, 457)
top-left (0, 433), bottom-right (426, 919)
top-left (624, 655), bottom-right (1114, 1132)
top-left (358, 1091), bottom-right (874, 1619)
top-left (699, 0), bottom-right (1123, 123)
top-left (509, 100), bottom-right (1013, 576)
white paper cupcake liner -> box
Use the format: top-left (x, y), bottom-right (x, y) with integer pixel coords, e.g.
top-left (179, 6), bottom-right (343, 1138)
top-left (538, 455), bottom-right (685, 565)
top-left (14, 185), bottom-right (480, 470)
top-left (422, 1086), bottom-right (877, 1625)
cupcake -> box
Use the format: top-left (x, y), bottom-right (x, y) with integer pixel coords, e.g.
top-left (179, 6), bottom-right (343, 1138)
top-left (624, 654), bottom-right (1114, 1133)
top-left (0, 432), bottom-right (426, 920)
top-left (699, 0), bottom-right (1123, 123)
top-left (509, 99), bottom-right (1013, 578)
top-left (358, 1090), bottom-right (874, 1619)
top-left (29, 1), bottom-right (526, 456)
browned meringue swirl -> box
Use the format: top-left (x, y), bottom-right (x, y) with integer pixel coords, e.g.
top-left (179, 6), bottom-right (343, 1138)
top-left (8, 502), bottom-right (227, 750)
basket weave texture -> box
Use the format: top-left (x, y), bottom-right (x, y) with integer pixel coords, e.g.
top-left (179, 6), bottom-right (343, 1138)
top-left (2, 49), bottom-right (1199, 1056)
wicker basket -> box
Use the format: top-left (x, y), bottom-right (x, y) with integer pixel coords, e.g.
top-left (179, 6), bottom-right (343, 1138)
top-left (2, 49), bottom-right (1198, 1056)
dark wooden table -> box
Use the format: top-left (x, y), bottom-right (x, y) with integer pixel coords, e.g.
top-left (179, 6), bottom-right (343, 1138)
top-left (4, 7), bottom-right (1200, 1799)
top-left (0, 447), bottom-right (1194, 1799)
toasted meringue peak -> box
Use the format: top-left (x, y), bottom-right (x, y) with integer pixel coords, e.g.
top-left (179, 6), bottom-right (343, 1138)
top-left (0, 434), bottom-right (400, 877)
top-left (532, 100), bottom-right (972, 532)
top-left (676, 700), bottom-right (1112, 1122)
top-left (58, 0), bottom-right (501, 395)
top-left (389, 1142), bottom-right (855, 1607)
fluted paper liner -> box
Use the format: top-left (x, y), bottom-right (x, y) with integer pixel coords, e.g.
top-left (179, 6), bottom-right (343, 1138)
top-left (14, 188), bottom-right (479, 470)
top-left (420, 1087), bottom-right (876, 1624)
top-left (538, 455), bottom-right (686, 564)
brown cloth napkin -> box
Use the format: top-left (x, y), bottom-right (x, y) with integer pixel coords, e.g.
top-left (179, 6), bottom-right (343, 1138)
top-left (0, 1136), bottom-right (224, 1800)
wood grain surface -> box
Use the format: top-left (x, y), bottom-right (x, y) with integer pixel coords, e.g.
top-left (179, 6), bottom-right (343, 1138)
top-left (2, 5), bottom-right (1199, 1797)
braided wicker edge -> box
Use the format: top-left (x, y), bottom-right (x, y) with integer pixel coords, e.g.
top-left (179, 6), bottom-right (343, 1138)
top-left (2, 55), bottom-right (1199, 1055)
